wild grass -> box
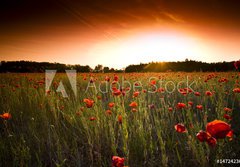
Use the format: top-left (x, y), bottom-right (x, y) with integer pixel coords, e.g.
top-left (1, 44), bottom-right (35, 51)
top-left (0, 72), bottom-right (239, 167)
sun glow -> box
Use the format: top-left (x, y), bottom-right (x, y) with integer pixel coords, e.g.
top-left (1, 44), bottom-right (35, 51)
top-left (89, 31), bottom-right (212, 68)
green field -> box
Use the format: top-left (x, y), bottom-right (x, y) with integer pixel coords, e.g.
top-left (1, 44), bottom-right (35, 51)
top-left (0, 72), bottom-right (239, 167)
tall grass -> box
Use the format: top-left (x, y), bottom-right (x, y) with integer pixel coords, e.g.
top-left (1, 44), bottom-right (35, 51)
top-left (0, 72), bottom-right (239, 166)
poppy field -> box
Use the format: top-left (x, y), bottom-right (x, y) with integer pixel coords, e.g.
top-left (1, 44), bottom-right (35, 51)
top-left (0, 72), bottom-right (240, 167)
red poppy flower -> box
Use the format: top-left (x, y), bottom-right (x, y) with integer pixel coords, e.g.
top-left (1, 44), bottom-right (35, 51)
top-left (89, 117), bottom-right (96, 121)
top-left (224, 107), bottom-right (232, 112)
top-left (37, 80), bottom-right (45, 85)
top-left (179, 88), bottom-right (184, 92)
top-left (168, 107), bottom-right (173, 112)
top-left (223, 114), bottom-right (232, 120)
top-left (105, 76), bottom-right (110, 82)
top-left (80, 107), bottom-right (84, 111)
top-left (112, 156), bottom-right (124, 167)
top-left (15, 84), bottom-right (20, 88)
top-left (106, 110), bottom-right (112, 115)
top-left (129, 102), bottom-right (138, 108)
top-left (206, 136), bottom-right (217, 147)
top-left (205, 91), bottom-right (213, 96)
top-left (134, 82), bottom-right (140, 86)
top-left (194, 92), bottom-right (201, 96)
top-left (150, 80), bottom-right (156, 85)
top-left (83, 99), bottom-right (94, 108)
top-left (174, 123), bottom-right (187, 133)
top-left (90, 78), bottom-right (94, 83)
top-left (196, 105), bottom-right (203, 110)
top-left (133, 91), bottom-right (140, 97)
top-left (121, 91), bottom-right (126, 96)
top-left (113, 89), bottom-right (121, 96)
top-left (206, 120), bottom-right (231, 139)
top-left (158, 87), bottom-right (165, 93)
top-left (196, 130), bottom-right (210, 142)
top-left (46, 90), bottom-right (51, 94)
top-left (226, 130), bottom-right (234, 138)
top-left (218, 78), bottom-right (228, 83)
top-left (177, 103), bottom-right (186, 109)
top-left (114, 75), bottom-right (119, 81)
top-left (0, 113), bottom-right (12, 120)
top-left (184, 88), bottom-right (192, 93)
top-left (233, 88), bottom-right (240, 93)
top-left (118, 115), bottom-right (122, 124)
top-left (181, 91), bottom-right (187, 95)
top-left (0, 84), bottom-right (6, 88)
top-left (112, 81), bottom-right (118, 85)
top-left (188, 101), bottom-right (193, 106)
top-left (60, 105), bottom-right (64, 110)
top-left (109, 102), bottom-right (115, 108)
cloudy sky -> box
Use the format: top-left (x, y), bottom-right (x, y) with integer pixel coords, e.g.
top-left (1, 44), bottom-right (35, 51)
top-left (1, 0), bottom-right (240, 68)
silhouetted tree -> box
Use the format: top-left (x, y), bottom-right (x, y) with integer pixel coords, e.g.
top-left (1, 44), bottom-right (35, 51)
top-left (94, 64), bottom-right (103, 73)
top-left (0, 61), bottom-right (92, 73)
top-left (103, 67), bottom-right (110, 73)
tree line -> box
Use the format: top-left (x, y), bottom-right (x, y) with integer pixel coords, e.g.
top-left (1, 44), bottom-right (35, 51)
top-left (0, 61), bottom-right (120, 73)
top-left (125, 59), bottom-right (237, 72)
top-left (0, 60), bottom-right (238, 73)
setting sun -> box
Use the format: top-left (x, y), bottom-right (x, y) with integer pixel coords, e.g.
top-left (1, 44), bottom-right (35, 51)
top-left (89, 31), bottom-right (211, 68)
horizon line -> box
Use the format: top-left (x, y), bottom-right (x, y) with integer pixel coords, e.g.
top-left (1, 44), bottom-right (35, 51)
top-left (0, 59), bottom-right (238, 70)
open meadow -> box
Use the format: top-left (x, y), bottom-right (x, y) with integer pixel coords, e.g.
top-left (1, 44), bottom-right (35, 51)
top-left (0, 72), bottom-right (240, 166)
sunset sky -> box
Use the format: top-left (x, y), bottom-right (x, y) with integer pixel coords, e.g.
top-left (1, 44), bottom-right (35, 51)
top-left (1, 0), bottom-right (240, 69)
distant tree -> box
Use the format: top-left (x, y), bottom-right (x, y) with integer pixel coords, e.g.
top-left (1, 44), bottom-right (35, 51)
top-left (109, 68), bottom-right (115, 72)
top-left (94, 64), bottom-right (103, 73)
top-left (73, 65), bottom-right (92, 72)
top-left (125, 60), bottom-right (236, 72)
top-left (103, 67), bottom-right (110, 73)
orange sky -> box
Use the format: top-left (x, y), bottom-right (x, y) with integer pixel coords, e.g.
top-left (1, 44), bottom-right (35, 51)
top-left (1, 0), bottom-right (240, 69)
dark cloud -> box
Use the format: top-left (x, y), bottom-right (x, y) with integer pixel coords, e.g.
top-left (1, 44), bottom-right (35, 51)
top-left (1, 0), bottom-right (240, 29)
top-left (1, 0), bottom-right (240, 50)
